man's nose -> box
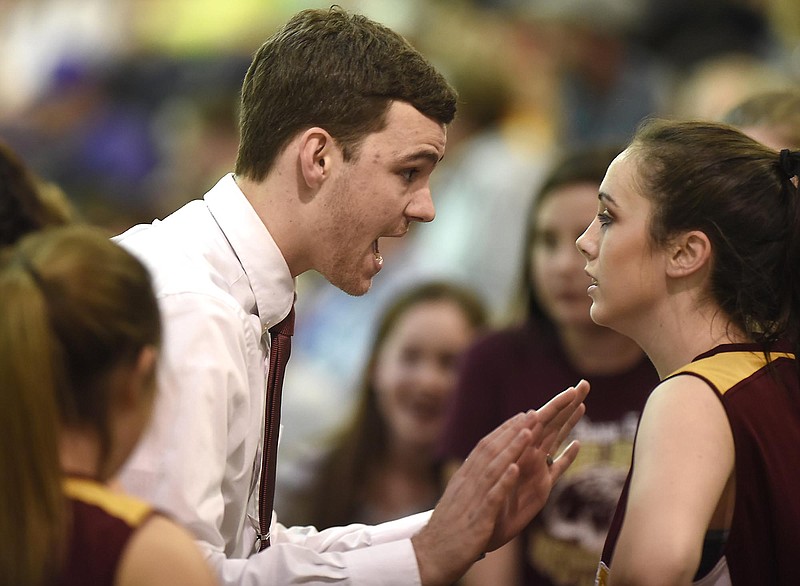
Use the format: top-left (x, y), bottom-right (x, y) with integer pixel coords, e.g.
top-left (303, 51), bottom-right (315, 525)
top-left (406, 188), bottom-right (435, 223)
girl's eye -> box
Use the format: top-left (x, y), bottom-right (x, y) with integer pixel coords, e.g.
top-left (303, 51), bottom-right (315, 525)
top-left (400, 347), bottom-right (422, 366)
top-left (598, 209), bottom-right (613, 228)
top-left (532, 231), bottom-right (557, 251)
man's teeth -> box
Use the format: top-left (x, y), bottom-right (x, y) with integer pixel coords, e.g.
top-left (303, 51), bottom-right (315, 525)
top-left (373, 240), bottom-right (383, 265)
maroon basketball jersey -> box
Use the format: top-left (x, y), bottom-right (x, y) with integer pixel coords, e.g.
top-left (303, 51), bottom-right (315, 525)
top-left (598, 344), bottom-right (800, 585)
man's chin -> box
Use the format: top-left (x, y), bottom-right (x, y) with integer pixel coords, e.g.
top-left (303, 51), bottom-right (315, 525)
top-left (327, 274), bottom-right (374, 297)
top-left (348, 283), bottom-right (372, 297)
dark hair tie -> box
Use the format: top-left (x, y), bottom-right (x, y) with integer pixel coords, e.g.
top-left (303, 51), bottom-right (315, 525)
top-left (779, 149), bottom-right (798, 180)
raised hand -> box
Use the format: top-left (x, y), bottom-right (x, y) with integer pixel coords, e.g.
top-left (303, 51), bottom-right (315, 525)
top-left (487, 380), bottom-right (589, 550)
top-left (411, 380), bottom-right (590, 586)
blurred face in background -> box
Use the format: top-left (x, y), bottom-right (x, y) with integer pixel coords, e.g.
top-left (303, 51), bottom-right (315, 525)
top-left (530, 183), bottom-right (599, 329)
top-left (373, 299), bottom-right (478, 451)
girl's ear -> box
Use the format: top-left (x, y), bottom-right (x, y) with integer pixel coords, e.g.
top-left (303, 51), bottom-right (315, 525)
top-left (665, 230), bottom-right (712, 278)
top-left (118, 345), bottom-right (158, 410)
top-left (298, 127), bottom-right (335, 189)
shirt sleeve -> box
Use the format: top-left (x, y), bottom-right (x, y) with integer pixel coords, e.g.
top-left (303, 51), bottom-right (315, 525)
top-left (209, 513), bottom-right (429, 585)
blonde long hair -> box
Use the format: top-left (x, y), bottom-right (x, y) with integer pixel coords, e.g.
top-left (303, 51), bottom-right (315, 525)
top-left (0, 226), bottom-right (160, 585)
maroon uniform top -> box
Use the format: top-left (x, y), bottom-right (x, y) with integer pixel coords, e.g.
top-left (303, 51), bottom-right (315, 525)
top-left (598, 343), bottom-right (800, 585)
top-left (439, 321), bottom-right (658, 586)
top-left (58, 477), bottom-right (155, 586)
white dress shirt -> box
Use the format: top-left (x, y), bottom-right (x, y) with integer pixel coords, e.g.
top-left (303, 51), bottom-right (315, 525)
top-left (116, 174), bottom-right (428, 585)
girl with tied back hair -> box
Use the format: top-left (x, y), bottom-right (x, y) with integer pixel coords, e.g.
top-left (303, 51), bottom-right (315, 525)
top-left (0, 226), bottom-right (216, 586)
top-left (440, 144), bottom-right (658, 586)
top-left (577, 120), bottom-right (800, 585)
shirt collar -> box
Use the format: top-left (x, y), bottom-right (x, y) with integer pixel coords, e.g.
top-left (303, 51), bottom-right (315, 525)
top-left (204, 174), bottom-right (295, 331)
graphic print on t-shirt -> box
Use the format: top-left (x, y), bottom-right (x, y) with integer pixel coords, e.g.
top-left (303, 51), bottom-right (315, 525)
top-left (527, 413), bottom-right (639, 586)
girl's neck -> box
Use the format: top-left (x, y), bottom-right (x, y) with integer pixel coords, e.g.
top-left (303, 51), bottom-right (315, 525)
top-left (365, 441), bottom-right (439, 522)
top-left (557, 323), bottom-right (645, 375)
top-left (384, 438), bottom-right (435, 475)
top-left (631, 306), bottom-right (748, 379)
top-left (59, 428), bottom-right (101, 479)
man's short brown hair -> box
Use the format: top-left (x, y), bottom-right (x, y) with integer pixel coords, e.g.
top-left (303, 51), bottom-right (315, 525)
top-left (235, 6), bottom-right (458, 181)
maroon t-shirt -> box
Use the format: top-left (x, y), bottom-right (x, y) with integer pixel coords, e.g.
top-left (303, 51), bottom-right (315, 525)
top-left (439, 321), bottom-right (658, 586)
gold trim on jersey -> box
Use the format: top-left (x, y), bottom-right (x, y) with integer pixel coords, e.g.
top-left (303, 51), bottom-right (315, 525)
top-left (666, 351), bottom-right (795, 395)
top-left (595, 561), bottom-right (610, 585)
top-left (63, 477), bottom-right (152, 527)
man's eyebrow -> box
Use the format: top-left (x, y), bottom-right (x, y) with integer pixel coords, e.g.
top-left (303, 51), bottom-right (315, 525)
top-left (397, 150), bottom-right (444, 166)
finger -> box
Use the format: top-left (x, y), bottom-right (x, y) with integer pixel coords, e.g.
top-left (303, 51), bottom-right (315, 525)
top-left (482, 462), bottom-right (521, 518)
top-left (469, 411), bottom-right (536, 459)
top-left (573, 379), bottom-right (591, 401)
top-left (536, 382), bottom-right (588, 447)
top-left (536, 387), bottom-right (578, 426)
top-left (449, 427), bottom-right (532, 535)
top-left (460, 412), bottom-right (537, 488)
top-left (539, 380), bottom-right (589, 427)
top-left (513, 420), bottom-right (546, 470)
top-left (548, 439), bottom-right (581, 481)
top-left (485, 424), bottom-right (537, 481)
top-left (545, 379), bottom-right (588, 423)
top-left (461, 413), bottom-right (524, 471)
top-left (482, 410), bottom-right (536, 446)
top-left (551, 402), bottom-right (586, 453)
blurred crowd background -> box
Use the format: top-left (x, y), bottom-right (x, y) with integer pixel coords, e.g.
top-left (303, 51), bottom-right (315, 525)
top-left (3, 0), bottom-right (799, 509)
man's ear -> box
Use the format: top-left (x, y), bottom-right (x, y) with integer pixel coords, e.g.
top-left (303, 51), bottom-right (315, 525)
top-left (298, 127), bottom-right (335, 188)
top-left (666, 230), bottom-right (712, 278)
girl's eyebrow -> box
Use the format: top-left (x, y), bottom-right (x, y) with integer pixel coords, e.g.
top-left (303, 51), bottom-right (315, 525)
top-left (599, 191), bottom-right (618, 208)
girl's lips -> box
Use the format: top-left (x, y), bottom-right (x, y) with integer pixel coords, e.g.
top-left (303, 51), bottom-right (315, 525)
top-left (407, 400), bottom-right (444, 421)
top-left (553, 289), bottom-right (590, 299)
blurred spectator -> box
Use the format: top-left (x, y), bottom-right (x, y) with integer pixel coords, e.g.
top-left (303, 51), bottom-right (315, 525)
top-left (516, 0), bottom-right (667, 148)
top-left (0, 53), bottom-right (248, 232)
top-left (637, 0), bottom-right (775, 72)
top-left (0, 0), bottom-right (133, 118)
top-left (669, 52), bottom-right (792, 121)
top-left (282, 281), bottom-right (488, 529)
top-left (0, 59), bottom-right (160, 230)
top-left (722, 88), bottom-right (800, 149)
top-left (0, 140), bottom-right (76, 246)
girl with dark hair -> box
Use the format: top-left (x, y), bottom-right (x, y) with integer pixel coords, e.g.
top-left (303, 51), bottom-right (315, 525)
top-left (440, 144), bottom-right (659, 586)
top-left (0, 226), bottom-right (216, 586)
top-left (578, 120), bottom-right (800, 585)
top-left (0, 139), bottom-right (76, 246)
